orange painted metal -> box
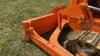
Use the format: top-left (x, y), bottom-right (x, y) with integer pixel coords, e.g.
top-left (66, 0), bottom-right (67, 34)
top-left (22, 0), bottom-right (100, 56)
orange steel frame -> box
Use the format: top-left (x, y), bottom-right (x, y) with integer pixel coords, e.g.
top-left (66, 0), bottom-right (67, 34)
top-left (22, 0), bottom-right (100, 56)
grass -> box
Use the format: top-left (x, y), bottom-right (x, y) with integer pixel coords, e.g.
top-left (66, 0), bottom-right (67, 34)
top-left (1, 0), bottom-right (68, 56)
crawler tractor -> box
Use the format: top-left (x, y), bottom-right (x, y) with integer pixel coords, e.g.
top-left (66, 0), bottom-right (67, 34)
top-left (22, 0), bottom-right (100, 56)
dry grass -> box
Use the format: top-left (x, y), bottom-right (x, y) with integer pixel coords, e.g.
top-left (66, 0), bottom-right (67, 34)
top-left (0, 0), bottom-right (68, 56)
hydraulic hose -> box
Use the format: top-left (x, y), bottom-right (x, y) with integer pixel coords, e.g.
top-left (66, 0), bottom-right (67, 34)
top-left (88, 5), bottom-right (100, 11)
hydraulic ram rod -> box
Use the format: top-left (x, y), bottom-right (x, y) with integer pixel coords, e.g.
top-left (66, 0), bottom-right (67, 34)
top-left (88, 5), bottom-right (100, 11)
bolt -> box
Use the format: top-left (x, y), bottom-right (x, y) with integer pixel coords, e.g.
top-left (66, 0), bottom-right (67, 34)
top-left (80, 15), bottom-right (85, 19)
top-left (70, 16), bottom-right (75, 19)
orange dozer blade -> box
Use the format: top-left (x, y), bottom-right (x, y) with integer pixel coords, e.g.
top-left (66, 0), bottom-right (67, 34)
top-left (22, 0), bottom-right (100, 56)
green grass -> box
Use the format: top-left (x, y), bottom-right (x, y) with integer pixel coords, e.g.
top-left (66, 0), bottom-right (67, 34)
top-left (1, 0), bottom-right (67, 56)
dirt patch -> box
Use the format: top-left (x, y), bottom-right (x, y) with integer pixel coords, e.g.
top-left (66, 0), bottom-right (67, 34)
top-left (63, 30), bottom-right (100, 56)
